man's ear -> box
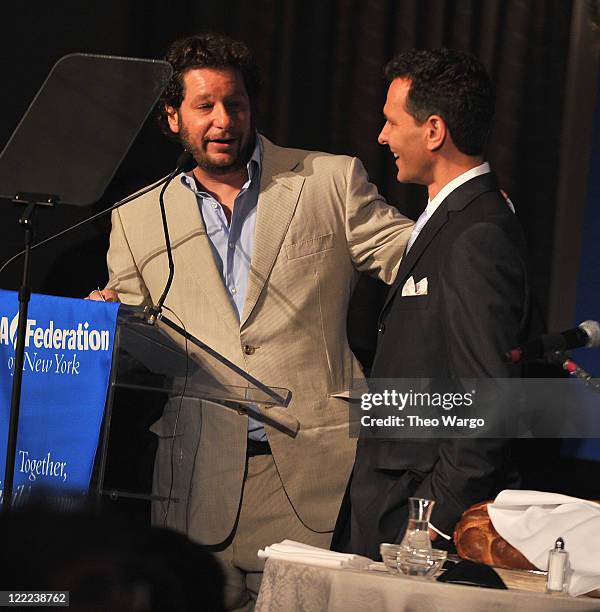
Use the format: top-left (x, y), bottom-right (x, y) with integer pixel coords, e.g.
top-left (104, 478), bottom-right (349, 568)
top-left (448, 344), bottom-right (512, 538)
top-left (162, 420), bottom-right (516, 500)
top-left (165, 105), bottom-right (180, 134)
top-left (425, 114), bottom-right (446, 152)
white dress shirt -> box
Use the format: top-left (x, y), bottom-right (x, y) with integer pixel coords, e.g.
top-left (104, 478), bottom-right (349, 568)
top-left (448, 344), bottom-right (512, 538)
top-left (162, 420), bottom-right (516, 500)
top-left (405, 162), bottom-right (514, 254)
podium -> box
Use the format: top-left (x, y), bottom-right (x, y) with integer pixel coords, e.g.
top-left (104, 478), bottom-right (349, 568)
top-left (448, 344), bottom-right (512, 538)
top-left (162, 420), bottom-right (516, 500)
top-left (0, 53), bottom-right (174, 508)
top-left (92, 304), bottom-right (293, 518)
top-left (0, 292), bottom-right (292, 516)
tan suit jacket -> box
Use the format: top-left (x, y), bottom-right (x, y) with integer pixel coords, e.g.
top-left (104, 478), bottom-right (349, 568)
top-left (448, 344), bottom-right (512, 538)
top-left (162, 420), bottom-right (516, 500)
top-left (106, 136), bottom-right (413, 545)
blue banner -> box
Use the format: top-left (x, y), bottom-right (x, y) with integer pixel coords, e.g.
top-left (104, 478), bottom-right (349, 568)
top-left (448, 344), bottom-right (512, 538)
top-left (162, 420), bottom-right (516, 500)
top-left (0, 290), bottom-right (119, 493)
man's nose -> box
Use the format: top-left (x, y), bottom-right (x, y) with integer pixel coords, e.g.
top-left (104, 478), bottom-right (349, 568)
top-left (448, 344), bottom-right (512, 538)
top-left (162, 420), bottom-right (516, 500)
top-left (377, 125), bottom-right (388, 145)
top-left (213, 103), bottom-right (234, 129)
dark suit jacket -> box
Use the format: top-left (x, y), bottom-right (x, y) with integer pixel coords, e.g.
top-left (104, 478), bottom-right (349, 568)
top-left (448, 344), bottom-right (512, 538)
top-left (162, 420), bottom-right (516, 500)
top-left (332, 172), bottom-right (531, 560)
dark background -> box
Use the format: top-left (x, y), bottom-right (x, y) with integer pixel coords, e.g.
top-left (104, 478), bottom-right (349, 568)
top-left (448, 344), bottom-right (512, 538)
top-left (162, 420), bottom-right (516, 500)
top-left (1, 1), bottom-right (598, 509)
top-left (0, 1), bottom-right (572, 311)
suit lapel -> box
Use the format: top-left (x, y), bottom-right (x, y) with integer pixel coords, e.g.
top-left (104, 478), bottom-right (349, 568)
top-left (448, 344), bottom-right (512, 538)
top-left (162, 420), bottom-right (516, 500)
top-left (240, 137), bottom-right (305, 327)
top-left (381, 172), bottom-right (500, 314)
top-left (165, 178), bottom-right (240, 331)
top-left (381, 203), bottom-right (448, 313)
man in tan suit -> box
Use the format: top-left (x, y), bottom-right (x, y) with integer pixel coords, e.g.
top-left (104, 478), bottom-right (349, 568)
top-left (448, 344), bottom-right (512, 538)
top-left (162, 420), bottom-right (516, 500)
top-left (91, 33), bottom-right (413, 610)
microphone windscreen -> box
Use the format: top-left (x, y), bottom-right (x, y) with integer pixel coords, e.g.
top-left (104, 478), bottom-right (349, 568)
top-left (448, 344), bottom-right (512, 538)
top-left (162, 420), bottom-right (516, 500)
top-left (580, 320), bottom-right (600, 348)
top-left (176, 150), bottom-right (197, 172)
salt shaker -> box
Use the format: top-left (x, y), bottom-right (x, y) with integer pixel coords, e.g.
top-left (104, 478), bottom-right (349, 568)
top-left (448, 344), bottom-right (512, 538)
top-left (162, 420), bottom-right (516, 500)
top-left (546, 537), bottom-right (568, 594)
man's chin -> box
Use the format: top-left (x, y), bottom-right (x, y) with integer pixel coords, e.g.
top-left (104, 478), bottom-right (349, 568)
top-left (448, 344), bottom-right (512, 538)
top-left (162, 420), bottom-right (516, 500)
top-left (197, 155), bottom-right (244, 175)
top-left (192, 133), bottom-right (255, 176)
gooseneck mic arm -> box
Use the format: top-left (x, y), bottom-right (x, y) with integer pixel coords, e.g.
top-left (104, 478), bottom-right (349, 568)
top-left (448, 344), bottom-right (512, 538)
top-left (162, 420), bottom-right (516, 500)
top-left (146, 150), bottom-right (197, 324)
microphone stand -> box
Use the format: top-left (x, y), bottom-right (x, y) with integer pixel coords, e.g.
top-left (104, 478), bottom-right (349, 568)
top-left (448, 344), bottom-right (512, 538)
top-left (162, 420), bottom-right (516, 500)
top-left (547, 351), bottom-right (600, 394)
top-left (2, 193), bottom-right (56, 512)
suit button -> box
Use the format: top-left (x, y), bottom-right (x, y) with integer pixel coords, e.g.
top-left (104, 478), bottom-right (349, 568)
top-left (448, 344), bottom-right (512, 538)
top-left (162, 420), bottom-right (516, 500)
top-left (243, 344), bottom-right (256, 355)
top-left (377, 322), bottom-right (386, 334)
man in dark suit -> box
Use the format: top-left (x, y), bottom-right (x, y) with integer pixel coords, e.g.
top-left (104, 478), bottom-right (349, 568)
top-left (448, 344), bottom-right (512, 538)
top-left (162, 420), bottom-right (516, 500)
top-left (333, 48), bottom-right (530, 560)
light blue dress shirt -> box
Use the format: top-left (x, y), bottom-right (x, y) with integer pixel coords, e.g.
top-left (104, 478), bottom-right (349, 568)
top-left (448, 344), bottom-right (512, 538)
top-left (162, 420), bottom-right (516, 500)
top-left (181, 137), bottom-right (267, 441)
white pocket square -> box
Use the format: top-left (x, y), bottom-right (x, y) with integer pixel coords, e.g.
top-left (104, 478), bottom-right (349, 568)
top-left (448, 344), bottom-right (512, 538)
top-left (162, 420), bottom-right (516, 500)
top-left (401, 276), bottom-right (428, 296)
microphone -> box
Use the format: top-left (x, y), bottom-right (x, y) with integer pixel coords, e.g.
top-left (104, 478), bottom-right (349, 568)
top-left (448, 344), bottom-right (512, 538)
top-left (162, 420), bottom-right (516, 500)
top-left (146, 150), bottom-right (197, 324)
top-left (504, 320), bottom-right (600, 363)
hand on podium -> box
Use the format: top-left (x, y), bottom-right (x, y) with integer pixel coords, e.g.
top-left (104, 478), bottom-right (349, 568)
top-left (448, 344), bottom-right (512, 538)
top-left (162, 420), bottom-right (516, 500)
top-left (86, 288), bottom-right (120, 302)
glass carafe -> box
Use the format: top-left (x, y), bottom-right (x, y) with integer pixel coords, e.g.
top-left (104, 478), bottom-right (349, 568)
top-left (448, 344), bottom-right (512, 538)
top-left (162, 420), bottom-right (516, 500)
top-left (397, 497), bottom-right (436, 576)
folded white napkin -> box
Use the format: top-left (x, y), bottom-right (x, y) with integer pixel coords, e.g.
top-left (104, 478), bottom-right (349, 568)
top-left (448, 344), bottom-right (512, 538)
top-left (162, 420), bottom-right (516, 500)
top-left (488, 490), bottom-right (600, 596)
top-left (257, 539), bottom-right (372, 570)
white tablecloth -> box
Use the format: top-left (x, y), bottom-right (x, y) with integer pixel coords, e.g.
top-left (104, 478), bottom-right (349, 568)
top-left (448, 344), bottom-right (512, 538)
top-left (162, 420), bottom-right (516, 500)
top-left (256, 558), bottom-right (600, 612)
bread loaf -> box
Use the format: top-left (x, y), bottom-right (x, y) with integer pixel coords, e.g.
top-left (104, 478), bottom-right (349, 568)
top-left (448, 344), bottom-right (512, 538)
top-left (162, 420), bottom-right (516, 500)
top-left (453, 500), bottom-right (536, 570)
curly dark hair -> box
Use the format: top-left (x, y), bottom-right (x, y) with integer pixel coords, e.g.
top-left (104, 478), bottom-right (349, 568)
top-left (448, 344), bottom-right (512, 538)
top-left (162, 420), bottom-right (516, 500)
top-left (384, 48), bottom-right (494, 156)
top-left (157, 32), bottom-right (261, 137)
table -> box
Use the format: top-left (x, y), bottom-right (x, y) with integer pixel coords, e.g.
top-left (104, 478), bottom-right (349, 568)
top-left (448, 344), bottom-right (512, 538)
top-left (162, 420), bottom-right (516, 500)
top-left (256, 558), bottom-right (600, 612)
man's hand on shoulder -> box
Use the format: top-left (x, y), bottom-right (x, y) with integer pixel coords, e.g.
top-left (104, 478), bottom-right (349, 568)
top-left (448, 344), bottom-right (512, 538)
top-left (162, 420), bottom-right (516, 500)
top-left (85, 288), bottom-right (120, 302)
